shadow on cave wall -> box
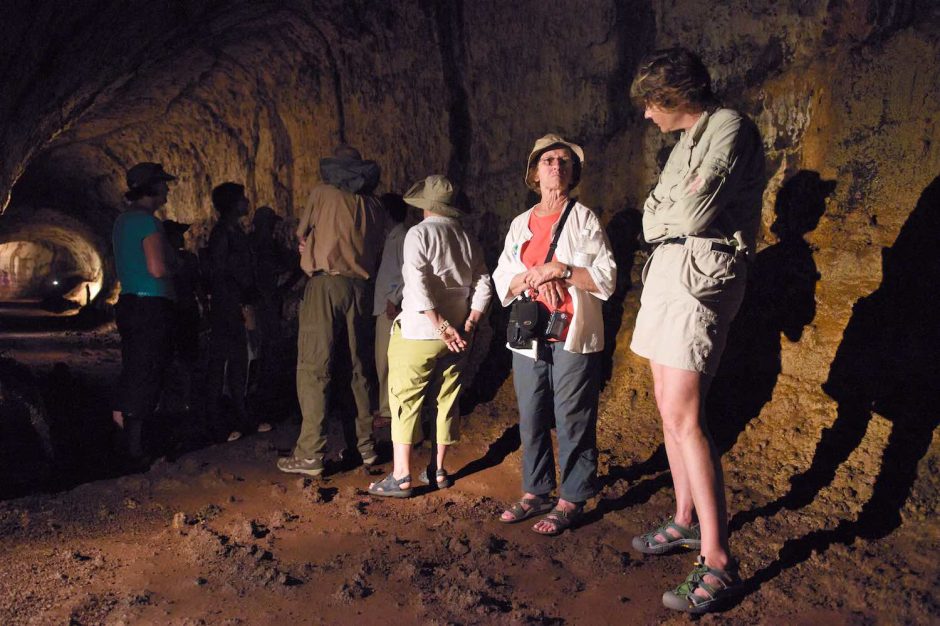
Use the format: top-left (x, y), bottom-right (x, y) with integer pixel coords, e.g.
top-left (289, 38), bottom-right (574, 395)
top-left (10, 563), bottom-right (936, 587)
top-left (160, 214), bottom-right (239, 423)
top-left (601, 207), bottom-right (643, 386)
top-left (732, 174), bottom-right (940, 600)
top-left (588, 170), bottom-right (833, 520)
top-left (708, 170), bottom-right (832, 456)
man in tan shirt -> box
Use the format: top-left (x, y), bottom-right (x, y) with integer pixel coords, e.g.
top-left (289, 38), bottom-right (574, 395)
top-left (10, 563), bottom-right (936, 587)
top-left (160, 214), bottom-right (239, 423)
top-left (278, 145), bottom-right (385, 477)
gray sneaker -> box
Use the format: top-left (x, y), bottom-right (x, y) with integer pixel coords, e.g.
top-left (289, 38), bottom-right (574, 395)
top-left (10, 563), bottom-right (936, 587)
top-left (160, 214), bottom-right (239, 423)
top-left (277, 456), bottom-right (324, 476)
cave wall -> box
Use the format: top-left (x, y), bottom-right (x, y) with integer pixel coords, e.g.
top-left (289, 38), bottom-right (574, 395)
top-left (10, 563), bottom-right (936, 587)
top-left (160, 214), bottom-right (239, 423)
top-left (598, 0), bottom-right (940, 536)
top-left (1, 0), bottom-right (939, 511)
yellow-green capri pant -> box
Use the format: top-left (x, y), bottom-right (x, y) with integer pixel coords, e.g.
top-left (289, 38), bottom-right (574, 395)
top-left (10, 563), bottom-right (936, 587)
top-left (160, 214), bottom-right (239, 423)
top-left (388, 322), bottom-right (467, 445)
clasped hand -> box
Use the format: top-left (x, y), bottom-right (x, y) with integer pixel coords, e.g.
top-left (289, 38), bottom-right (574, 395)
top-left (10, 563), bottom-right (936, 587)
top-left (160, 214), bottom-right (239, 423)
top-left (523, 262), bottom-right (567, 309)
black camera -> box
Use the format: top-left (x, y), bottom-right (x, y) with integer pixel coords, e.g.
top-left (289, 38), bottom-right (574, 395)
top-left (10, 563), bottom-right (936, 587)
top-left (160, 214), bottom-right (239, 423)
top-left (544, 310), bottom-right (570, 341)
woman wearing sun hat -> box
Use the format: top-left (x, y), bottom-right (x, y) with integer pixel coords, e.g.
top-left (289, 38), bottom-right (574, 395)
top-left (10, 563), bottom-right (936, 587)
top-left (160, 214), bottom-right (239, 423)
top-left (492, 134), bottom-right (616, 535)
top-left (368, 175), bottom-right (492, 498)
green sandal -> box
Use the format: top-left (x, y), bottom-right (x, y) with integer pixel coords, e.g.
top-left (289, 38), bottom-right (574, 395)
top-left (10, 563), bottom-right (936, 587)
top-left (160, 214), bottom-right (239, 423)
top-left (631, 517), bottom-right (701, 555)
top-left (662, 555), bottom-right (741, 614)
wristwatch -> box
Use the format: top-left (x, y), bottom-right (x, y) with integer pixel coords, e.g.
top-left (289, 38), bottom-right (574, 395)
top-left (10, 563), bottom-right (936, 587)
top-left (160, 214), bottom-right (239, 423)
top-left (560, 265), bottom-right (573, 280)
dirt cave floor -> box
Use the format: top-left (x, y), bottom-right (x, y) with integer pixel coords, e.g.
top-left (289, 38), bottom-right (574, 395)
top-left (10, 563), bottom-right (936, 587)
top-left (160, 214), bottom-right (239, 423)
top-left (1, 335), bottom-right (938, 625)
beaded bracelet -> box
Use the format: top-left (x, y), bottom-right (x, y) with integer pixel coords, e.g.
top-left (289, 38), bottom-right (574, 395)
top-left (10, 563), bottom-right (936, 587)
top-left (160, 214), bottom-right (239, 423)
top-left (436, 320), bottom-right (451, 335)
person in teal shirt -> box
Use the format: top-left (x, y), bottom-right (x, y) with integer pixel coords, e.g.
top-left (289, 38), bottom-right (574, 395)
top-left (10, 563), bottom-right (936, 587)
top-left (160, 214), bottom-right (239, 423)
top-left (112, 162), bottom-right (177, 468)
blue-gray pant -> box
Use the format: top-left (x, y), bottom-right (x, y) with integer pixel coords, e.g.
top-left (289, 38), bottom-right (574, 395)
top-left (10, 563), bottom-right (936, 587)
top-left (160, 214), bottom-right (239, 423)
top-left (512, 344), bottom-right (599, 503)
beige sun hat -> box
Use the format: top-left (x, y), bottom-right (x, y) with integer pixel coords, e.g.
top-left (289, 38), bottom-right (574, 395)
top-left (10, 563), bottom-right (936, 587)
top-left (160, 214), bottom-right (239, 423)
top-left (403, 175), bottom-right (461, 218)
top-left (524, 133), bottom-right (585, 192)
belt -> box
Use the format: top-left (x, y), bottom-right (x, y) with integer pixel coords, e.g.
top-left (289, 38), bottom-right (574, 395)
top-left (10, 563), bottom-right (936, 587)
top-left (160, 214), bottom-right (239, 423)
top-left (663, 237), bottom-right (738, 256)
top-left (310, 270), bottom-right (366, 281)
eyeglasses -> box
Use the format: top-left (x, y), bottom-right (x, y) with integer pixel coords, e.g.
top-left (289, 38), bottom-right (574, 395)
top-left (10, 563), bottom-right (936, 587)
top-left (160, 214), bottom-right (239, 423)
top-left (539, 157), bottom-right (572, 168)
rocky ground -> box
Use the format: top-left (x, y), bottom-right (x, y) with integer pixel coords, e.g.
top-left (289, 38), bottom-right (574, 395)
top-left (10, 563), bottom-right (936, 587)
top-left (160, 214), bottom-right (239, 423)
top-left (1, 302), bottom-right (937, 625)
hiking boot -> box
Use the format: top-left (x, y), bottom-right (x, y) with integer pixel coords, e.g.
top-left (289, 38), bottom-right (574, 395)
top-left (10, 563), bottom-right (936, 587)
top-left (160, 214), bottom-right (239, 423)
top-left (277, 456), bottom-right (324, 477)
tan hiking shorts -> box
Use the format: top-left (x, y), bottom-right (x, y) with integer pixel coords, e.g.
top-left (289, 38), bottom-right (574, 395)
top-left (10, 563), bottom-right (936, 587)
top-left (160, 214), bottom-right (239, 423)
top-left (630, 237), bottom-right (746, 376)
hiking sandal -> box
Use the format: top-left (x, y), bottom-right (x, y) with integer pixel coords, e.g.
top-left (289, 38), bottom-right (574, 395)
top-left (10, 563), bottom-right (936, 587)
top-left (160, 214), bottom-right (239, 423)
top-left (498, 495), bottom-right (556, 523)
top-left (367, 473), bottom-right (413, 498)
top-left (532, 503), bottom-right (584, 536)
top-left (631, 517), bottom-right (701, 555)
top-left (418, 468), bottom-right (452, 489)
top-left (662, 555), bottom-right (741, 614)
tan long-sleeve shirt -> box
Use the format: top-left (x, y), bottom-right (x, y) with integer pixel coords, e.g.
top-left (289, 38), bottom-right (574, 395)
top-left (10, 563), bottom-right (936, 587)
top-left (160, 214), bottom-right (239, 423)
top-left (643, 108), bottom-right (765, 253)
top-left (295, 183), bottom-right (385, 279)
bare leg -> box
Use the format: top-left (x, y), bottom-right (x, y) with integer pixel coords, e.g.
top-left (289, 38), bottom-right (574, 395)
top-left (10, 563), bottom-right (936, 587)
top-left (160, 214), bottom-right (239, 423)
top-left (652, 362), bottom-right (695, 539)
top-left (654, 362), bottom-right (731, 572)
top-left (370, 442), bottom-right (412, 490)
top-left (435, 443), bottom-right (448, 474)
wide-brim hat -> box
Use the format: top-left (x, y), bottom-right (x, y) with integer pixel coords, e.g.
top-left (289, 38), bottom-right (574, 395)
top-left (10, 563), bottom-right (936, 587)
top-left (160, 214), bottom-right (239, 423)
top-left (524, 134), bottom-right (585, 192)
top-left (127, 162), bottom-right (176, 190)
top-left (403, 175), bottom-right (461, 218)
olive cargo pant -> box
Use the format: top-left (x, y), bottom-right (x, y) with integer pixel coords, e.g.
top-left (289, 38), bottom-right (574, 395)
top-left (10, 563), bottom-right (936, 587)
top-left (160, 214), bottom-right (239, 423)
top-left (294, 274), bottom-right (375, 461)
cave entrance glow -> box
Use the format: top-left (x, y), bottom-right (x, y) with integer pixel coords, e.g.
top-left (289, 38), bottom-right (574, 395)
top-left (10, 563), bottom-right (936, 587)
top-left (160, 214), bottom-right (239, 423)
top-left (0, 238), bottom-right (103, 309)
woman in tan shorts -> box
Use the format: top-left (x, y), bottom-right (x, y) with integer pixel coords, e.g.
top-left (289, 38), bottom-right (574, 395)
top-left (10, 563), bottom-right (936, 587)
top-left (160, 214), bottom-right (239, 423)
top-left (628, 48), bottom-right (765, 614)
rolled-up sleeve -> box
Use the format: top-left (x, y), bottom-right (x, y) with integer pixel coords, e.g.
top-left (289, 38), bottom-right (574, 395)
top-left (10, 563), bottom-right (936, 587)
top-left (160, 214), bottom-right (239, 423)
top-left (584, 224), bottom-right (616, 302)
top-left (493, 227), bottom-right (522, 307)
top-left (644, 114), bottom-right (753, 244)
top-left (469, 243), bottom-right (493, 312)
top-left (401, 229), bottom-right (435, 311)
top-left (662, 115), bottom-right (740, 236)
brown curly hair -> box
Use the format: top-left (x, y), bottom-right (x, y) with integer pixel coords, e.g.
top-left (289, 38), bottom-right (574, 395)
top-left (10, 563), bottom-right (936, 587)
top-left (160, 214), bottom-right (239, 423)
top-left (630, 47), bottom-right (716, 111)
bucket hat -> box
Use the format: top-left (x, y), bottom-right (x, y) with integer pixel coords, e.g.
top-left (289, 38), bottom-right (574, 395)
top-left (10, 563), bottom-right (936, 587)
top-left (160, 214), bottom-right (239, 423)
top-left (524, 134), bottom-right (584, 192)
top-left (403, 175), bottom-right (461, 218)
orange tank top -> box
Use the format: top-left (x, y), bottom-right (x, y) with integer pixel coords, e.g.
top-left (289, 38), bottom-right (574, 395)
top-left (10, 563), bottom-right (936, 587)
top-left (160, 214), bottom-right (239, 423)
top-left (520, 209), bottom-right (574, 341)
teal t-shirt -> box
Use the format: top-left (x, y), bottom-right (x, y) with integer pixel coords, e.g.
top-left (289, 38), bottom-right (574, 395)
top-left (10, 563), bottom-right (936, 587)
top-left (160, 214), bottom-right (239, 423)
top-left (112, 209), bottom-right (175, 299)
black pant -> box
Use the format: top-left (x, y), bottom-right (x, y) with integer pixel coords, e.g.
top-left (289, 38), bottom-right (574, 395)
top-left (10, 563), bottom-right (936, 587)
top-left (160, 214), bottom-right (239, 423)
top-left (115, 295), bottom-right (174, 421)
top-left (206, 303), bottom-right (252, 436)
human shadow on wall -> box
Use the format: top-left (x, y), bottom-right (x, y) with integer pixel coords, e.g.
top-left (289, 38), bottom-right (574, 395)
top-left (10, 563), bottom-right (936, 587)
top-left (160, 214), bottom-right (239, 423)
top-left (460, 209), bottom-right (512, 414)
top-left (735, 174), bottom-right (940, 599)
top-left (589, 170), bottom-right (831, 520)
top-left (709, 170), bottom-right (831, 458)
top-left (600, 207), bottom-right (642, 386)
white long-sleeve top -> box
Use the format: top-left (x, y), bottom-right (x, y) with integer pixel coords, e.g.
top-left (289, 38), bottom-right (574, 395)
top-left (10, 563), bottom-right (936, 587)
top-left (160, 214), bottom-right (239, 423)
top-left (492, 201), bottom-right (616, 356)
top-left (372, 222), bottom-right (407, 315)
top-left (397, 216), bottom-right (493, 340)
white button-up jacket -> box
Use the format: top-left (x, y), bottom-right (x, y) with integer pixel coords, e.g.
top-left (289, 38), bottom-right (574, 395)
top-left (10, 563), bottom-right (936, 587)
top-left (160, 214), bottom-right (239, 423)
top-left (493, 201), bottom-right (616, 356)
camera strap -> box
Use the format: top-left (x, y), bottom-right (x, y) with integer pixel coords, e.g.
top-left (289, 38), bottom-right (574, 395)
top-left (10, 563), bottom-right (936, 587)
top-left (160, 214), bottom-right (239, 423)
top-left (544, 199), bottom-right (576, 264)
top-left (516, 199), bottom-right (576, 307)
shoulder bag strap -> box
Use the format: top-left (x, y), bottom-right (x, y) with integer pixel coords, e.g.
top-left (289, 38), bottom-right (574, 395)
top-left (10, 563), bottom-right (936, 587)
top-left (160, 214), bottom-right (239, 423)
top-left (544, 199), bottom-right (576, 264)
top-left (519, 199), bottom-right (576, 303)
